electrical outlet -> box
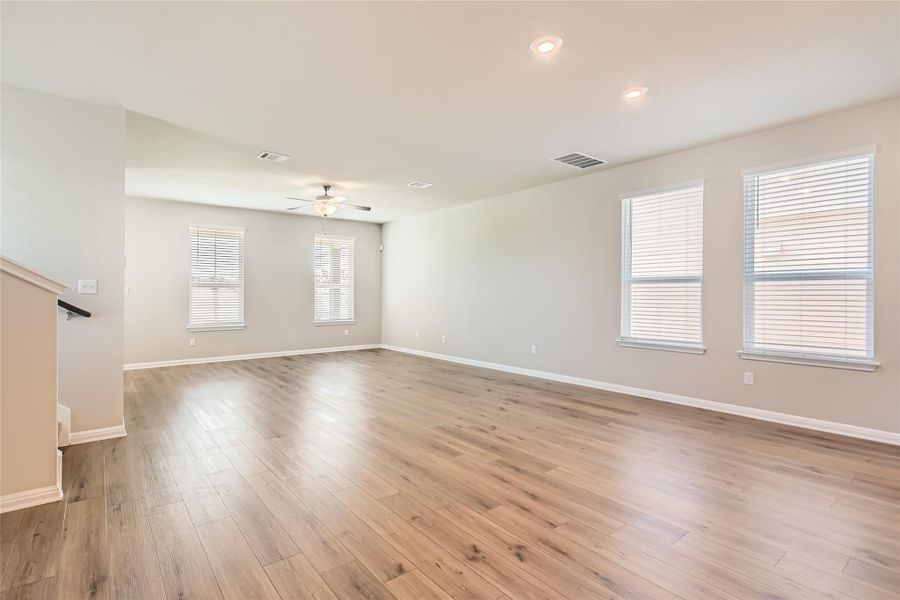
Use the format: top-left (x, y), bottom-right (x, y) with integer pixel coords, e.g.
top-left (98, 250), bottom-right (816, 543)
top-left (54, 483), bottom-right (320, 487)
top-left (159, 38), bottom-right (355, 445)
top-left (415, 330), bottom-right (420, 339)
top-left (123, 285), bottom-right (130, 295)
top-left (531, 345), bottom-right (537, 355)
top-left (441, 335), bottom-right (446, 343)
top-left (743, 372), bottom-right (754, 385)
top-left (189, 338), bottom-right (196, 347)
top-left (344, 329), bottom-right (349, 336)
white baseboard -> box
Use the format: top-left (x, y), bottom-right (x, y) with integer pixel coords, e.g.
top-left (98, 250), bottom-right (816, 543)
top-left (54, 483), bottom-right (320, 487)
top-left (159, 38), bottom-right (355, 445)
top-left (0, 485), bottom-right (62, 514)
top-left (1, 457), bottom-right (63, 515)
top-left (380, 345), bottom-right (900, 446)
top-left (69, 421), bottom-right (127, 445)
top-left (124, 344), bottom-right (380, 371)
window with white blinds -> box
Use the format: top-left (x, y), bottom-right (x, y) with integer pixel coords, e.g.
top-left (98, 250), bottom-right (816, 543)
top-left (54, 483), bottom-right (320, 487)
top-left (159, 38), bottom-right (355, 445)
top-left (188, 225), bottom-right (245, 329)
top-left (314, 235), bottom-right (354, 323)
top-left (742, 153), bottom-right (874, 367)
top-left (620, 182), bottom-right (704, 351)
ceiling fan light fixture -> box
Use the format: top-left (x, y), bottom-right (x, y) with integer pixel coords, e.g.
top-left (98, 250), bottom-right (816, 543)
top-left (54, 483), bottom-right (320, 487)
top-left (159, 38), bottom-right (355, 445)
top-left (315, 202), bottom-right (338, 217)
top-left (286, 184), bottom-right (371, 215)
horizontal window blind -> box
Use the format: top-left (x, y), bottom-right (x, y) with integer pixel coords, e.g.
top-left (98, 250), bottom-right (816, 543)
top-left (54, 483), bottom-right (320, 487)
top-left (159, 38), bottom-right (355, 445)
top-left (743, 153), bottom-right (873, 360)
top-left (189, 225), bottom-right (244, 328)
top-left (621, 183), bottom-right (704, 347)
top-left (314, 235), bottom-right (354, 323)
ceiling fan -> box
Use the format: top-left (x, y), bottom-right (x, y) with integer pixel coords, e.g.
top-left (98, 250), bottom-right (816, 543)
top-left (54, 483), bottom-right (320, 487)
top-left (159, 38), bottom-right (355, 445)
top-left (286, 184), bottom-right (371, 217)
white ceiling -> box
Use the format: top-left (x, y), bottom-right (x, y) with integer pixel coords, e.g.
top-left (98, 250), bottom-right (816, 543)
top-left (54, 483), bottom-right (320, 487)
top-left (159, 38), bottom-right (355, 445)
top-left (2, 2), bottom-right (898, 223)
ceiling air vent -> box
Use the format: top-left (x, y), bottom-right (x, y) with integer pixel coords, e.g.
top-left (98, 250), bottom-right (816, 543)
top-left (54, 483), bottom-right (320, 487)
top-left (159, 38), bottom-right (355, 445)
top-left (407, 180), bottom-right (434, 189)
top-left (256, 151), bottom-right (291, 163)
top-left (552, 152), bottom-right (606, 169)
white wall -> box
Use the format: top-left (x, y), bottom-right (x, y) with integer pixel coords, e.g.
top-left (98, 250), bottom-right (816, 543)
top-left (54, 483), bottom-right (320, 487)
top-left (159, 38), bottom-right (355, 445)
top-left (124, 197), bottom-right (382, 364)
top-left (382, 99), bottom-right (900, 434)
top-left (1, 85), bottom-right (125, 434)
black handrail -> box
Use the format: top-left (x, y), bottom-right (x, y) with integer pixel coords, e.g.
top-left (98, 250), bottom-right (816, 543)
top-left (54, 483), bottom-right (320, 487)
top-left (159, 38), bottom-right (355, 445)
top-left (58, 299), bottom-right (91, 318)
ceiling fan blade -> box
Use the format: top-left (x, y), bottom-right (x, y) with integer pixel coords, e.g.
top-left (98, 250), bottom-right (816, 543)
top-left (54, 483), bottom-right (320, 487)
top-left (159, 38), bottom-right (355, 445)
top-left (286, 203), bottom-right (314, 211)
top-left (341, 203), bottom-right (372, 212)
top-left (286, 196), bottom-right (314, 202)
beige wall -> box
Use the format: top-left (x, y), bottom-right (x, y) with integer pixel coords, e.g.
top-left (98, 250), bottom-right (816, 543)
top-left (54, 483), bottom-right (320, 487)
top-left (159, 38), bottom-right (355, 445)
top-left (382, 99), bottom-right (900, 434)
top-left (124, 197), bottom-right (382, 364)
top-left (0, 272), bottom-right (59, 497)
top-left (1, 85), bottom-right (125, 434)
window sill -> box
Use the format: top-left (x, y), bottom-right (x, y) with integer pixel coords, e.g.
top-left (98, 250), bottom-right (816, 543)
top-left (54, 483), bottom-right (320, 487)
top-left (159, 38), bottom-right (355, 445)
top-left (738, 350), bottom-right (878, 372)
top-left (314, 320), bottom-right (355, 327)
top-left (187, 324), bottom-right (245, 332)
top-left (617, 339), bottom-right (706, 355)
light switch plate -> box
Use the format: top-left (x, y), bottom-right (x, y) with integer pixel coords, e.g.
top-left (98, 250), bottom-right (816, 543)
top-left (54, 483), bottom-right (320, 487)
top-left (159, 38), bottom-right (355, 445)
top-left (77, 279), bottom-right (98, 294)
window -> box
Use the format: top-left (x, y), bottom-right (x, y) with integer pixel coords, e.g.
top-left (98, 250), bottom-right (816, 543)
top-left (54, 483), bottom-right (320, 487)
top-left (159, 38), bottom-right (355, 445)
top-left (314, 235), bottom-right (354, 323)
top-left (620, 182), bottom-right (704, 352)
top-left (188, 225), bottom-right (244, 330)
top-left (742, 152), bottom-right (875, 370)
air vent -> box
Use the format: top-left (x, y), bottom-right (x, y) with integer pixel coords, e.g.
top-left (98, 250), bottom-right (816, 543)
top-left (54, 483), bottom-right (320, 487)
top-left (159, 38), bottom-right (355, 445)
top-left (407, 180), bottom-right (434, 189)
top-left (256, 151), bottom-right (291, 163)
top-left (552, 152), bottom-right (606, 169)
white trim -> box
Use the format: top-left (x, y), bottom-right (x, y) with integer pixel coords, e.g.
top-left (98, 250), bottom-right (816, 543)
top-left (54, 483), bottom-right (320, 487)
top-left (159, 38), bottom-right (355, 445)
top-left (123, 344), bottom-right (380, 370)
top-left (738, 350), bottom-right (878, 372)
top-left (0, 256), bottom-right (68, 294)
top-left (380, 345), bottom-right (899, 446)
top-left (0, 485), bottom-right (63, 514)
top-left (57, 404), bottom-right (71, 447)
top-left (315, 234), bottom-right (355, 242)
top-left (189, 223), bottom-right (246, 234)
top-left (69, 421), bottom-right (127, 445)
top-left (187, 324), bottom-right (246, 332)
top-left (314, 320), bottom-right (356, 326)
top-left (57, 450), bottom-right (63, 495)
top-left (617, 339), bottom-right (706, 354)
top-left (619, 178), bottom-right (706, 200)
top-left (741, 145), bottom-right (877, 177)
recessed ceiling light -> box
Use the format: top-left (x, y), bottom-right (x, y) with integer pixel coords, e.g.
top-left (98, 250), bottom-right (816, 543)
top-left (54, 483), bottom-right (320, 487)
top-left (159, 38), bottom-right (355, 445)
top-left (530, 35), bottom-right (563, 56)
top-left (622, 86), bottom-right (648, 100)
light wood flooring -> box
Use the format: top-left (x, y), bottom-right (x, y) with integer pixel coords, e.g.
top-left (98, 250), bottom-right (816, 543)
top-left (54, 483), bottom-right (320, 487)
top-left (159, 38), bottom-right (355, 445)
top-left (2, 348), bottom-right (899, 599)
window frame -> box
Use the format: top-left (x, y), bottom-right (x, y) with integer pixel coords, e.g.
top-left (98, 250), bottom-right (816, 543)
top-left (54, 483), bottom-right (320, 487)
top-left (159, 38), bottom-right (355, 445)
top-left (187, 224), bottom-right (246, 332)
top-left (739, 148), bottom-right (878, 371)
top-left (619, 180), bottom-right (706, 354)
top-left (313, 234), bottom-right (356, 325)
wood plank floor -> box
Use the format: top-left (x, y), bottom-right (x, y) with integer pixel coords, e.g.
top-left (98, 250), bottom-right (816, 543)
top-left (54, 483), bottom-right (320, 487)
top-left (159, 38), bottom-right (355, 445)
top-left (2, 348), bottom-right (899, 599)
